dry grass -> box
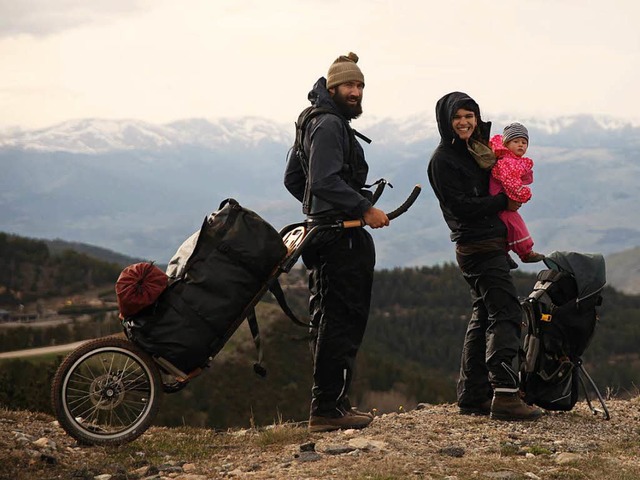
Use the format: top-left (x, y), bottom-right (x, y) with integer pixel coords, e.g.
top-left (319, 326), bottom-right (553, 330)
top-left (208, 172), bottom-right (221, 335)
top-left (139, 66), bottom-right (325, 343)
top-left (4, 398), bottom-right (640, 480)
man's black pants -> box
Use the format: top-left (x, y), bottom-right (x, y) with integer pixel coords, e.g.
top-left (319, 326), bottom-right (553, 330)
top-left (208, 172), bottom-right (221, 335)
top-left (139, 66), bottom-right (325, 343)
top-left (302, 227), bottom-right (375, 417)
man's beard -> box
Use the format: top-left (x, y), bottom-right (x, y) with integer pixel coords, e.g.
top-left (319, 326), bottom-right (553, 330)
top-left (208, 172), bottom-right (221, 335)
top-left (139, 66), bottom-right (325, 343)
top-left (332, 90), bottom-right (363, 120)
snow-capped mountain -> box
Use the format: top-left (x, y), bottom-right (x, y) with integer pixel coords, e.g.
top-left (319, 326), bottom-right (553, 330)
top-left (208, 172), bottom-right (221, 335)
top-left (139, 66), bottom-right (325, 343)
top-left (0, 114), bottom-right (638, 270)
top-left (0, 117), bottom-right (293, 154)
top-left (1, 113), bottom-right (637, 153)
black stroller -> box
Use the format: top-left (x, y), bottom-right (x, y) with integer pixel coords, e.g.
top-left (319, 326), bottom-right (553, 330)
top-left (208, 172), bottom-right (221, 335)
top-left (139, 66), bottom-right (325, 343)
top-left (520, 251), bottom-right (610, 419)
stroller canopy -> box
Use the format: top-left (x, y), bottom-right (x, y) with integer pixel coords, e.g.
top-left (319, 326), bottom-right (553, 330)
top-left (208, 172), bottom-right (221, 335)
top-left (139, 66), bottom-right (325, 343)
top-left (543, 251), bottom-right (606, 304)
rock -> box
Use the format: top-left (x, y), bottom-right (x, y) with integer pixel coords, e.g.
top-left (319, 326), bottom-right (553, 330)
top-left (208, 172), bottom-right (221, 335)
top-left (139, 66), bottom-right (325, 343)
top-left (132, 466), bottom-right (150, 476)
top-left (347, 437), bottom-right (387, 451)
top-left (439, 446), bottom-right (465, 457)
top-left (146, 465), bottom-right (160, 476)
top-left (40, 453), bottom-right (57, 465)
top-left (524, 473), bottom-right (542, 479)
top-left (555, 452), bottom-right (582, 464)
top-left (294, 451), bottom-right (321, 463)
top-left (483, 472), bottom-right (519, 479)
top-left (299, 441), bottom-right (316, 452)
top-left (14, 432), bottom-right (36, 442)
top-left (160, 465), bottom-right (184, 474)
top-left (93, 475), bottom-right (112, 480)
top-left (323, 445), bottom-right (356, 455)
top-left (182, 463), bottom-right (197, 472)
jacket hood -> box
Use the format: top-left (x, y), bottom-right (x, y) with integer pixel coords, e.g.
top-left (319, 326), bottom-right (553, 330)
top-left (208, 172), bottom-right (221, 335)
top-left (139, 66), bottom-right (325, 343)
top-left (435, 91), bottom-right (491, 144)
top-left (308, 77), bottom-right (340, 112)
top-left (489, 134), bottom-right (511, 158)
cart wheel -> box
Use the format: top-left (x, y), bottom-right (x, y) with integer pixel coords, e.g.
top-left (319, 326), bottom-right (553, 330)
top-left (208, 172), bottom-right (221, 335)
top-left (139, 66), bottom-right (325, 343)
top-left (52, 336), bottom-right (163, 446)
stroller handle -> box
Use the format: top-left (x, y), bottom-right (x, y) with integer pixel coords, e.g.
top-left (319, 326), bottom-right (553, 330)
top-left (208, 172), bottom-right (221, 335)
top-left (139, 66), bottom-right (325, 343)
top-left (343, 184), bottom-right (422, 228)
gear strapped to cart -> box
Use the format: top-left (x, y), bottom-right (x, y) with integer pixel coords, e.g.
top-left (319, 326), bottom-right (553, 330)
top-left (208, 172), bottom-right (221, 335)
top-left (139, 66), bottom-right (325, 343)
top-left (51, 184), bottom-right (421, 446)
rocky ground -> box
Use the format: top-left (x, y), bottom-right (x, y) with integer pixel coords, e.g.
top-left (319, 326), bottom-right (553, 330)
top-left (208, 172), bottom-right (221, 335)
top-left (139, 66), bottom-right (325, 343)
top-left (2, 397), bottom-right (640, 480)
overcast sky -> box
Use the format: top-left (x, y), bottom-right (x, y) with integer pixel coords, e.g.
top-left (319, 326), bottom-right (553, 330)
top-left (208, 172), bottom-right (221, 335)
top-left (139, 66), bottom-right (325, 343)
top-left (1, 0), bottom-right (638, 130)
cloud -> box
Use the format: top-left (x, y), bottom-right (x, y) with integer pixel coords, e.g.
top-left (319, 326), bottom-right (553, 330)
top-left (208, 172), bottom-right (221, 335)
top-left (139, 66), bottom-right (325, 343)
top-left (0, 0), bottom-right (638, 129)
top-left (0, 0), bottom-right (153, 38)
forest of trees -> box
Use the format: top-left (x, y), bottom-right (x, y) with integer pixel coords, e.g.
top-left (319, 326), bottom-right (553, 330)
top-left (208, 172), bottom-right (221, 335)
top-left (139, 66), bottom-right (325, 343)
top-left (0, 232), bottom-right (122, 305)
top-left (2, 260), bottom-right (640, 429)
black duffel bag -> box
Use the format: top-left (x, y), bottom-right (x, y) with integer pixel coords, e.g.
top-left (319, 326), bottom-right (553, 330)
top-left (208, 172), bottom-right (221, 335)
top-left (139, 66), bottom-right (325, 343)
top-left (124, 198), bottom-right (289, 373)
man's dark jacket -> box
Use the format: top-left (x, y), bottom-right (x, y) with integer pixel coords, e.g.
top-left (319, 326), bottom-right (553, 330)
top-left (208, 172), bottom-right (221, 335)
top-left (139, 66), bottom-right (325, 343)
top-left (284, 77), bottom-right (372, 218)
top-left (427, 91), bottom-right (508, 244)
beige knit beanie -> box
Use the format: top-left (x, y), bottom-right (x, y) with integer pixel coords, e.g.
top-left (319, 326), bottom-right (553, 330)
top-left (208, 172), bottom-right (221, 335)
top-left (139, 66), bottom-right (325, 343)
top-left (326, 52), bottom-right (365, 89)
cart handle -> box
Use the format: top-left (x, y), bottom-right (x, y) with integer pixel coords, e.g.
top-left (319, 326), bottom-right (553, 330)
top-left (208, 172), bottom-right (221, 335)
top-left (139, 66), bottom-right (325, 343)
top-left (343, 184), bottom-right (422, 228)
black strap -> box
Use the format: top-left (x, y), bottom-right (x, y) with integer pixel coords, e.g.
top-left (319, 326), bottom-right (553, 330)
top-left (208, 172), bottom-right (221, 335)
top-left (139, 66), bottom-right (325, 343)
top-left (537, 269), bottom-right (566, 283)
top-left (296, 107), bottom-right (370, 214)
top-left (268, 278), bottom-right (309, 328)
top-left (353, 129), bottom-right (372, 144)
top-left (247, 308), bottom-right (267, 377)
top-left (247, 280), bottom-right (309, 377)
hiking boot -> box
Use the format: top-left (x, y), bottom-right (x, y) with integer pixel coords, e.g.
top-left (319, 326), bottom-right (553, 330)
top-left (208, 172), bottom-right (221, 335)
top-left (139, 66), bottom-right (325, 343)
top-left (345, 407), bottom-right (374, 419)
top-left (521, 251), bottom-right (545, 263)
top-left (308, 410), bottom-right (373, 433)
top-left (490, 393), bottom-right (543, 421)
top-left (459, 399), bottom-right (492, 416)
top-left (339, 397), bottom-right (374, 418)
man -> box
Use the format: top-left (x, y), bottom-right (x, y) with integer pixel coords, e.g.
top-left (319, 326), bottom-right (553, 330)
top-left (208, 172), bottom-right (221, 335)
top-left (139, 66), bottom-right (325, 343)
top-left (427, 91), bottom-right (542, 421)
top-left (284, 52), bottom-right (388, 432)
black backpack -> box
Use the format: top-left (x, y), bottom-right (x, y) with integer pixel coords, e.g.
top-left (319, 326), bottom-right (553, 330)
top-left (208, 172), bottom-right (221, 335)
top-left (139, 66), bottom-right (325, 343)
top-left (520, 251), bottom-right (609, 418)
top-left (288, 106), bottom-right (371, 214)
top-left (123, 198), bottom-right (305, 376)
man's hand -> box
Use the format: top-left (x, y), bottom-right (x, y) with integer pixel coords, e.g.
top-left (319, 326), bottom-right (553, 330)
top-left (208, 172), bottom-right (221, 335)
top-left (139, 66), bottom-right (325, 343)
top-left (362, 206), bottom-right (389, 229)
top-left (507, 199), bottom-right (522, 212)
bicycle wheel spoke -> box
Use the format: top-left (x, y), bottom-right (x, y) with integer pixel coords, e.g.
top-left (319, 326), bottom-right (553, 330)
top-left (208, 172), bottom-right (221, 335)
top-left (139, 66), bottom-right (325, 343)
top-left (67, 394), bottom-right (93, 410)
top-left (55, 339), bottom-right (161, 444)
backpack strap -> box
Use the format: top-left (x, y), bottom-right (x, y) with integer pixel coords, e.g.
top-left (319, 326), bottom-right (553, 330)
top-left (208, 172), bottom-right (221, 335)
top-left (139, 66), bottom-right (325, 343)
top-left (246, 308), bottom-right (267, 377)
top-left (267, 278), bottom-right (309, 328)
top-left (246, 279), bottom-right (309, 377)
top-left (529, 269), bottom-right (571, 322)
top-left (353, 129), bottom-right (372, 144)
top-left (293, 106), bottom-right (369, 214)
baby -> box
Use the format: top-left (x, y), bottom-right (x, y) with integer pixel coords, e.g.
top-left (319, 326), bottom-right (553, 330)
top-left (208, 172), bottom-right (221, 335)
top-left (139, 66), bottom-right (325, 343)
top-left (489, 122), bottom-right (544, 263)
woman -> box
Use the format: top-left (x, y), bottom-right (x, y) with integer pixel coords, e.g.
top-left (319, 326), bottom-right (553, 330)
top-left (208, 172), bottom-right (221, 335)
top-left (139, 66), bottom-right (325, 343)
top-left (427, 91), bottom-right (542, 421)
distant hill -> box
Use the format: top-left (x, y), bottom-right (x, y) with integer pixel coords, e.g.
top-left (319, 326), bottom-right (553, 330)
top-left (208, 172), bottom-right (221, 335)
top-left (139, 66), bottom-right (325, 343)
top-left (1, 114), bottom-right (639, 270)
top-left (0, 232), bottom-right (122, 306)
top-left (44, 238), bottom-right (143, 267)
top-left (605, 246), bottom-right (640, 295)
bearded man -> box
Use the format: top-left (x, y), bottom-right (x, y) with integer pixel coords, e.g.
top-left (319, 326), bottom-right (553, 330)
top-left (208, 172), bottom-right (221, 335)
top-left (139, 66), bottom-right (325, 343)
top-left (284, 52), bottom-right (388, 432)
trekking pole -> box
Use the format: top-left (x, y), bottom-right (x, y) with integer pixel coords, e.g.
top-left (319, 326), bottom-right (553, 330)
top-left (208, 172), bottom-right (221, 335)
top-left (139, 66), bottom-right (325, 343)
top-left (343, 184), bottom-right (422, 229)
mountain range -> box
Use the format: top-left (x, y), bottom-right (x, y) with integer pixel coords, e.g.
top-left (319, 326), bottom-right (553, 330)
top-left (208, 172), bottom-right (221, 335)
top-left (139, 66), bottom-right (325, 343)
top-left (1, 113), bottom-right (638, 279)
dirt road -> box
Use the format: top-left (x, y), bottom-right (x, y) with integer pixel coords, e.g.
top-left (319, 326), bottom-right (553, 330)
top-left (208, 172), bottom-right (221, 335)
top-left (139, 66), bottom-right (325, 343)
top-left (0, 341), bottom-right (88, 359)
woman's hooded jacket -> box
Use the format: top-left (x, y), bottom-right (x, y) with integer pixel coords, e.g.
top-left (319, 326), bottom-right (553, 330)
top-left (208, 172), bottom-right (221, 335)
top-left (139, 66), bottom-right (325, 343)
top-left (427, 91), bottom-right (508, 244)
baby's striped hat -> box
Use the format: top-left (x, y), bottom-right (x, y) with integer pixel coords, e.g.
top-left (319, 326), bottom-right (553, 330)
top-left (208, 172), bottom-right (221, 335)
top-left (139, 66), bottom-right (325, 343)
top-left (503, 122), bottom-right (529, 143)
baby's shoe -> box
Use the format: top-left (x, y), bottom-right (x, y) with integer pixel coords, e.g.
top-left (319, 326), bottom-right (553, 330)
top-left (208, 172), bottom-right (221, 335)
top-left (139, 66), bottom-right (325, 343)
top-left (522, 251), bottom-right (545, 263)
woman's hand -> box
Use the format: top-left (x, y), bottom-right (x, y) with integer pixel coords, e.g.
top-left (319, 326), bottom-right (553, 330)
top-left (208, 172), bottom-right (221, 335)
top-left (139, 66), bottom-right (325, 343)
top-left (507, 199), bottom-right (522, 211)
